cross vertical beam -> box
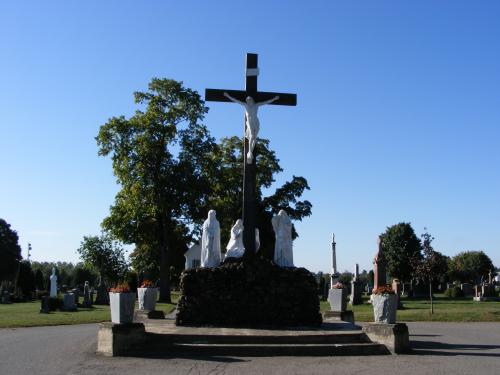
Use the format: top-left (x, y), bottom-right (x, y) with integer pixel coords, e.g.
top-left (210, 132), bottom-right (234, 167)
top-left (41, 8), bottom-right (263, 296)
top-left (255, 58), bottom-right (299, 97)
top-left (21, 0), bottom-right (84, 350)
top-left (243, 53), bottom-right (257, 257)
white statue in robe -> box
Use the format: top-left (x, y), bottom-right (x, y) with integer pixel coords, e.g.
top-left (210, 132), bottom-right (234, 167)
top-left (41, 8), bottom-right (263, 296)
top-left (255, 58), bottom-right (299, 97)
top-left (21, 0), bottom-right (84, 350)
top-left (49, 267), bottom-right (58, 297)
top-left (225, 220), bottom-right (261, 259)
top-left (225, 219), bottom-right (245, 259)
top-left (272, 210), bottom-right (294, 267)
top-left (223, 92), bottom-right (279, 164)
top-left (200, 210), bottom-right (221, 267)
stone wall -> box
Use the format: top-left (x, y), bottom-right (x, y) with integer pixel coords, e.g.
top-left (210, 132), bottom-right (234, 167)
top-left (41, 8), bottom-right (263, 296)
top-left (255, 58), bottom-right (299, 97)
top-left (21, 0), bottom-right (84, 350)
top-left (176, 257), bottom-right (322, 327)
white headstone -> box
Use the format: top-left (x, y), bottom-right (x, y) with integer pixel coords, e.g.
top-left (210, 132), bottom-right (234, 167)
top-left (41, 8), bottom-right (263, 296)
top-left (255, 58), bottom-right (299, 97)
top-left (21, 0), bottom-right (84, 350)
top-left (272, 210), bottom-right (294, 267)
top-left (200, 210), bottom-right (221, 268)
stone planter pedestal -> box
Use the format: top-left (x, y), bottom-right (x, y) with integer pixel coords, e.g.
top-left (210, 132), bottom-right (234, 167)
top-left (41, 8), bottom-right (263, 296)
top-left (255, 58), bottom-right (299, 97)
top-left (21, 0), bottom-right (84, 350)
top-left (372, 294), bottom-right (397, 324)
top-left (328, 287), bottom-right (347, 312)
top-left (110, 292), bottom-right (136, 324)
top-left (137, 288), bottom-right (158, 311)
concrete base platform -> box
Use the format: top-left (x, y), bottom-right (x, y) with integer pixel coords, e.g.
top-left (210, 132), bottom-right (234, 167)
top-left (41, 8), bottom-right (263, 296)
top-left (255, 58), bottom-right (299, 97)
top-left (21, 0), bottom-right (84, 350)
top-left (96, 317), bottom-right (392, 357)
top-left (362, 323), bottom-right (410, 354)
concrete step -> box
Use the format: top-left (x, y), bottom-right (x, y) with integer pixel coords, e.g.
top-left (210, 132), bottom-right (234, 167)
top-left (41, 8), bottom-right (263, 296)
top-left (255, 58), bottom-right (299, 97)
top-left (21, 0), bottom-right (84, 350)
top-left (153, 332), bottom-right (369, 345)
top-left (139, 342), bottom-right (390, 357)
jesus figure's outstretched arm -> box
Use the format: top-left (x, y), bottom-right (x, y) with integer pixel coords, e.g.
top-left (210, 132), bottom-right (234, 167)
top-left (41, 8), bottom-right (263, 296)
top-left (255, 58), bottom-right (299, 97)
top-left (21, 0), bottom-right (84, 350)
top-left (257, 95), bottom-right (279, 107)
top-left (224, 92), bottom-right (245, 105)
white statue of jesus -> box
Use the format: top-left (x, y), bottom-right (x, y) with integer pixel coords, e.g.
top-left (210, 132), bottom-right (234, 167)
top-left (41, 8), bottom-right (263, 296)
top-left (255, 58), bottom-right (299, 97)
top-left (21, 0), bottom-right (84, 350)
top-left (223, 92), bottom-right (279, 164)
top-left (200, 210), bottom-right (221, 268)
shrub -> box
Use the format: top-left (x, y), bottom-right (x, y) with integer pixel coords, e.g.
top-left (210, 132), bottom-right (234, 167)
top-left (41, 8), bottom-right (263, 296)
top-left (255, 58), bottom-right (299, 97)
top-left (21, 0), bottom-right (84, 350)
top-left (444, 286), bottom-right (464, 298)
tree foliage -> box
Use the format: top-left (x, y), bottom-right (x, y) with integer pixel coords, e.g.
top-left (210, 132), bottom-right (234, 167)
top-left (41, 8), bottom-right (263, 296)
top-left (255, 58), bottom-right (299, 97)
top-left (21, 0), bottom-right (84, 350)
top-left (416, 230), bottom-right (448, 313)
top-left (380, 222), bottom-right (422, 282)
top-left (96, 78), bottom-right (213, 302)
top-left (448, 250), bottom-right (495, 283)
top-left (17, 260), bottom-right (35, 298)
top-left (77, 233), bottom-right (128, 285)
top-left (0, 218), bottom-right (22, 281)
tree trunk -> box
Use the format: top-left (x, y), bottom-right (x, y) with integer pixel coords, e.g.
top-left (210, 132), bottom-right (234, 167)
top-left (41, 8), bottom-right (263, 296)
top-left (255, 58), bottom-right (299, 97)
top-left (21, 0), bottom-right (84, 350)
top-left (157, 214), bottom-right (171, 303)
top-left (429, 278), bottom-right (433, 315)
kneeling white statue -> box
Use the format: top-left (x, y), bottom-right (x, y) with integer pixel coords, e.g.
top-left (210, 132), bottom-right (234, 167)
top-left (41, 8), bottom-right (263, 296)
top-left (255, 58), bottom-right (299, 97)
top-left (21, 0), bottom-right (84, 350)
top-left (200, 210), bottom-right (221, 267)
top-left (225, 219), bottom-right (245, 259)
top-left (272, 210), bottom-right (294, 267)
top-left (225, 220), bottom-right (261, 259)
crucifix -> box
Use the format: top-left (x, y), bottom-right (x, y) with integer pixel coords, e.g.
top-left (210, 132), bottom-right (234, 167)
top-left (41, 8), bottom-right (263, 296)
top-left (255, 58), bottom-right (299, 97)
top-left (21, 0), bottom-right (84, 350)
top-left (205, 53), bottom-right (297, 256)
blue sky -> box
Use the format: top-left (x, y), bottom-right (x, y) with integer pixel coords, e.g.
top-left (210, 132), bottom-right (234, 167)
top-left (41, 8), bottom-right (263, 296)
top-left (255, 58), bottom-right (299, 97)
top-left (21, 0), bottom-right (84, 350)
top-left (1, 1), bottom-right (499, 273)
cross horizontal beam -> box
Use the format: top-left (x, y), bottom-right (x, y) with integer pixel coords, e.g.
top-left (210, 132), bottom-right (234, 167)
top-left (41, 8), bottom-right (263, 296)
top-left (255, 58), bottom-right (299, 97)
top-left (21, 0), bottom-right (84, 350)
top-left (205, 89), bottom-right (297, 106)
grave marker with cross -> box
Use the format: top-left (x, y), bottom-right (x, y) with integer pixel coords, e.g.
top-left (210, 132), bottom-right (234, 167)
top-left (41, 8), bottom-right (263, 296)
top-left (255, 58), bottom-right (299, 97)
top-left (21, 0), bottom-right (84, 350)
top-left (205, 53), bottom-right (297, 257)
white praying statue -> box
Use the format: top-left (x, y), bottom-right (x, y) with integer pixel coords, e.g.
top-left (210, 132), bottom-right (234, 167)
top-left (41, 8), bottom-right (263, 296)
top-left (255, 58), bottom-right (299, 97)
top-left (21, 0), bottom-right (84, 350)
top-left (223, 92), bottom-right (279, 164)
top-left (224, 220), bottom-right (261, 259)
top-left (49, 267), bottom-right (58, 297)
top-left (200, 210), bottom-right (221, 267)
top-left (225, 219), bottom-right (245, 259)
top-left (272, 210), bottom-right (294, 267)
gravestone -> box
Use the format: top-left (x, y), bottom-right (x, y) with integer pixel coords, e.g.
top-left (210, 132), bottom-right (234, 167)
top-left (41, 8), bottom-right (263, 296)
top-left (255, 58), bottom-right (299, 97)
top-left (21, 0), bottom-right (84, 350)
top-left (461, 283), bottom-right (474, 297)
top-left (373, 236), bottom-right (387, 290)
top-left (482, 284), bottom-right (496, 297)
top-left (350, 263), bottom-right (363, 305)
top-left (40, 296), bottom-right (50, 313)
top-left (330, 233), bottom-right (339, 286)
top-left (1, 290), bottom-right (11, 304)
top-left (63, 293), bottom-right (77, 311)
top-left (83, 281), bottom-right (92, 307)
top-left (95, 276), bottom-right (109, 305)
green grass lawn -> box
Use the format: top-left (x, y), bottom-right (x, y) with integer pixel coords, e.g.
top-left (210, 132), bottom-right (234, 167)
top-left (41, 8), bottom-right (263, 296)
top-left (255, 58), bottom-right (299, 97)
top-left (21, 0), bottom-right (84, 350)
top-left (2, 293), bottom-right (499, 328)
top-left (0, 293), bottom-right (178, 328)
top-left (320, 294), bottom-right (500, 322)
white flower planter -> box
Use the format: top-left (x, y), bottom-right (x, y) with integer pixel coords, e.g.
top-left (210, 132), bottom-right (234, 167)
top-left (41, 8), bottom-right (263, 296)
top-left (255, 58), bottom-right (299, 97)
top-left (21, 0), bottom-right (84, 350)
top-left (328, 287), bottom-right (347, 312)
top-left (137, 287), bottom-right (158, 311)
top-left (372, 294), bottom-right (397, 324)
top-left (109, 292), bottom-right (136, 324)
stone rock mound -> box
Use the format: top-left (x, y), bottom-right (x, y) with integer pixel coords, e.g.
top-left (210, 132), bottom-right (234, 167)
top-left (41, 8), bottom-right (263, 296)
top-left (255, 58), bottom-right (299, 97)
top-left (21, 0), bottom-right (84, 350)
top-left (176, 257), bottom-right (322, 327)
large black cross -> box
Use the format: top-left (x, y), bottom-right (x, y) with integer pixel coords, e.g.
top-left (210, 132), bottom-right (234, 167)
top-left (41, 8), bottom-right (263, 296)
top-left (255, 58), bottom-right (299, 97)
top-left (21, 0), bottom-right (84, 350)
top-left (205, 53), bottom-right (297, 257)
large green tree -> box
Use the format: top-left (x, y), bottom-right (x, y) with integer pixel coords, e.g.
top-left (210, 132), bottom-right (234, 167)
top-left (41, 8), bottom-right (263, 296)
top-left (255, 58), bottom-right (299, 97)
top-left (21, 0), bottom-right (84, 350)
top-left (96, 78), bottom-right (214, 302)
top-left (77, 233), bottom-right (128, 285)
top-left (380, 222), bottom-right (422, 283)
top-left (448, 250), bottom-right (495, 283)
top-left (0, 218), bottom-right (22, 281)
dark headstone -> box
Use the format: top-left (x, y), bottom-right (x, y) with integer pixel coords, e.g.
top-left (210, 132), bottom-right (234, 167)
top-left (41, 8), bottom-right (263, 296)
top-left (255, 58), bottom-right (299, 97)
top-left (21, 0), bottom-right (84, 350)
top-left (94, 277), bottom-right (109, 305)
top-left (83, 281), bottom-right (92, 307)
top-left (40, 296), bottom-right (50, 313)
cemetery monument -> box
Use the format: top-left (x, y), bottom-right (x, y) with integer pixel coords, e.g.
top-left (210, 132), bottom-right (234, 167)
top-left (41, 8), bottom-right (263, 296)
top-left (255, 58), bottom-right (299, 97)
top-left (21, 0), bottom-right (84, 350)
top-left (175, 53), bottom-right (321, 327)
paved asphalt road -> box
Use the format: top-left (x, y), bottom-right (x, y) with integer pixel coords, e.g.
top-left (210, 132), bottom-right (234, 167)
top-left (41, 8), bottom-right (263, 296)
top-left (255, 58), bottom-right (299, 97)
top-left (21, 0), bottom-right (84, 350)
top-left (0, 322), bottom-right (499, 375)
